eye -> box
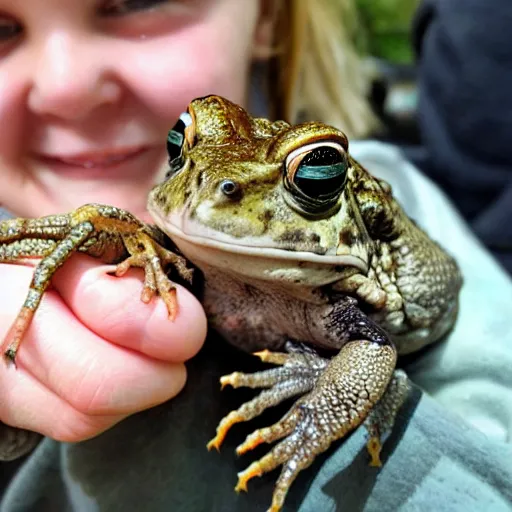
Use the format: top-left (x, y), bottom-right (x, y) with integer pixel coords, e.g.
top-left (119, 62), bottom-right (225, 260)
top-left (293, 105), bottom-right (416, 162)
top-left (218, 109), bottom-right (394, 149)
top-left (165, 111), bottom-right (193, 178)
top-left (219, 179), bottom-right (241, 198)
top-left (0, 16), bottom-right (22, 41)
top-left (167, 111), bottom-right (192, 161)
top-left (284, 142), bottom-right (348, 215)
top-left (100, 0), bottom-right (170, 17)
top-left (0, 15), bottom-right (23, 57)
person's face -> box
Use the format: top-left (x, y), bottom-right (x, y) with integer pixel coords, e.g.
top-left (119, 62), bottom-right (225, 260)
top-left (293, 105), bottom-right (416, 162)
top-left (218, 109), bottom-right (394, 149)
top-left (0, 0), bottom-right (273, 218)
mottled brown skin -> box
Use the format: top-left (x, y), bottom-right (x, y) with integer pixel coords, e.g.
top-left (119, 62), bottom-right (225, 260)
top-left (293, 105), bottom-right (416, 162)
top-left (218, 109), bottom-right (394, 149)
top-left (0, 96), bottom-right (462, 512)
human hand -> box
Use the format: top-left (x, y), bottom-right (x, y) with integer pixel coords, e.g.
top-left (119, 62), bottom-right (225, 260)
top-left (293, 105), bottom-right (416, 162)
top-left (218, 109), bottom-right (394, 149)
top-left (0, 255), bottom-right (207, 445)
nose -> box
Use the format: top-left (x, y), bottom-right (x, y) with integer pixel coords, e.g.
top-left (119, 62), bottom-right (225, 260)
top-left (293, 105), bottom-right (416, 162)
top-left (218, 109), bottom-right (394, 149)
top-left (28, 31), bottom-right (122, 120)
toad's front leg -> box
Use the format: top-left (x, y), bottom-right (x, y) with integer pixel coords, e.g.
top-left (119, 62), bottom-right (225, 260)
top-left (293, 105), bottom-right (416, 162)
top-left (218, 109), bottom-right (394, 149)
top-left (208, 305), bottom-right (407, 512)
top-left (0, 204), bottom-right (191, 364)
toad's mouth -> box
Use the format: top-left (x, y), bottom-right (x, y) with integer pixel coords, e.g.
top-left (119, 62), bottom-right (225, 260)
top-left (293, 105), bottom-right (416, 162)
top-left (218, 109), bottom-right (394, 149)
top-left (149, 208), bottom-right (368, 273)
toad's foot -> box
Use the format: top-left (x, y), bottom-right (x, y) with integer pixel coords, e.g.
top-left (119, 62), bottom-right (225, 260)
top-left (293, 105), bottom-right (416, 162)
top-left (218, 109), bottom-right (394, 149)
top-left (207, 342), bottom-right (329, 451)
top-left (0, 205), bottom-right (191, 364)
top-left (209, 340), bottom-right (396, 512)
top-left (114, 230), bottom-right (192, 321)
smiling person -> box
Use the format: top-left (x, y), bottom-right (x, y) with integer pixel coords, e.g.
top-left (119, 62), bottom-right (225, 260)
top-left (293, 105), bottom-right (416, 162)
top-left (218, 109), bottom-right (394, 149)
top-left (0, 0), bottom-right (374, 454)
top-left (1, 1), bottom-right (512, 511)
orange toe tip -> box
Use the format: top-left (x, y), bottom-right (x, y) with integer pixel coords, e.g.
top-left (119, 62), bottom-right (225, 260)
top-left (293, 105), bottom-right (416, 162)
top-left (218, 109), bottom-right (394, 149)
top-left (236, 439), bottom-right (260, 455)
top-left (219, 376), bottom-right (233, 389)
top-left (234, 482), bottom-right (248, 493)
top-left (206, 439), bottom-right (221, 452)
top-left (140, 290), bottom-right (153, 304)
top-left (367, 437), bottom-right (383, 467)
top-left (252, 349), bottom-right (269, 359)
top-left (114, 266), bottom-right (127, 277)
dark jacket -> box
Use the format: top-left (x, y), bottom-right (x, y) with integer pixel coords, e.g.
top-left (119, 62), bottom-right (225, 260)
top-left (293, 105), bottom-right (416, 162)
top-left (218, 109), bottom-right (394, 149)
top-left (411, 0), bottom-right (512, 274)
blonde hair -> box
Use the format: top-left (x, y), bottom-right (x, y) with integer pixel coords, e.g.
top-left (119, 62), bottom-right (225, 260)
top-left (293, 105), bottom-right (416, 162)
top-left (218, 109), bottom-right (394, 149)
top-left (268, 0), bottom-right (377, 138)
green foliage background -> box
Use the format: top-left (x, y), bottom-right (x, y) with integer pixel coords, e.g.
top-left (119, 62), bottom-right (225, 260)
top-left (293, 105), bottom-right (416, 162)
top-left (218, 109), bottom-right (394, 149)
top-left (355, 0), bottom-right (420, 63)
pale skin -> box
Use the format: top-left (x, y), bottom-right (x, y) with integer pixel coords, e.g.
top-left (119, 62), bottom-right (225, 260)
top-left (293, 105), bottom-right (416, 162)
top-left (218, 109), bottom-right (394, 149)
top-left (0, 0), bottom-right (276, 442)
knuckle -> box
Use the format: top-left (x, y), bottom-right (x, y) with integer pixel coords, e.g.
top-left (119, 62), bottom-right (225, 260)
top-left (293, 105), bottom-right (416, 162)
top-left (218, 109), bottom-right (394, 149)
top-left (59, 360), bottom-right (111, 415)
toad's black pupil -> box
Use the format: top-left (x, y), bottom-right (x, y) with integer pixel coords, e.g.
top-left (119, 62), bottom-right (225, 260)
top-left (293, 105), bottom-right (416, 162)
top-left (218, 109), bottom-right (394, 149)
top-left (167, 118), bottom-right (186, 161)
top-left (294, 146), bottom-right (347, 199)
top-left (301, 146), bottom-right (341, 167)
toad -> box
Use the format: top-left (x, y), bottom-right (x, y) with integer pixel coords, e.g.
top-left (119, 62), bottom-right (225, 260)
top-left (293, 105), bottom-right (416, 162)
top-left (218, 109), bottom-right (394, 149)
top-left (0, 95), bottom-right (462, 512)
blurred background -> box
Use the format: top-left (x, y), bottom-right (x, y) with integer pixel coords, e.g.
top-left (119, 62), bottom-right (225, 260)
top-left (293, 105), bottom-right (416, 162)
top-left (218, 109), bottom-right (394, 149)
top-left (356, 0), bottom-right (512, 276)
top-left (355, 0), bottom-right (421, 144)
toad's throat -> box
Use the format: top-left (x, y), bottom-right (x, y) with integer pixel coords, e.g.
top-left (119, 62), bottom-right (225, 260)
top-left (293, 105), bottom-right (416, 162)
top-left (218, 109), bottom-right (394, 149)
top-left (150, 208), bottom-right (368, 272)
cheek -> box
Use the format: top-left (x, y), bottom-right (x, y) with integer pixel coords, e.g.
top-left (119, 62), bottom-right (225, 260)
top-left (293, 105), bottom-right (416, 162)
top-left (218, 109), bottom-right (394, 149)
top-left (0, 72), bottom-right (30, 163)
top-left (119, 24), bottom-right (255, 123)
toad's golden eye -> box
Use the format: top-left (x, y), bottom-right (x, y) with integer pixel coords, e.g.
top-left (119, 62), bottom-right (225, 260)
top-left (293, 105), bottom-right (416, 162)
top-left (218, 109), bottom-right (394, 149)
top-left (166, 112), bottom-right (194, 178)
top-left (285, 141), bottom-right (348, 214)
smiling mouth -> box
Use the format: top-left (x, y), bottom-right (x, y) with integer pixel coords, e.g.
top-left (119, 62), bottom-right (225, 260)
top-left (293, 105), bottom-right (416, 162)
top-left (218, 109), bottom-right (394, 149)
top-left (36, 146), bottom-right (150, 169)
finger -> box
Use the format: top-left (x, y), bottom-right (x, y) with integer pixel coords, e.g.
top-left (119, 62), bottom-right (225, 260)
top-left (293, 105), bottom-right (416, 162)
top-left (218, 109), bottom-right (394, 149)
top-left (0, 285), bottom-right (188, 416)
top-left (53, 254), bottom-right (207, 362)
top-left (0, 363), bottom-right (126, 442)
